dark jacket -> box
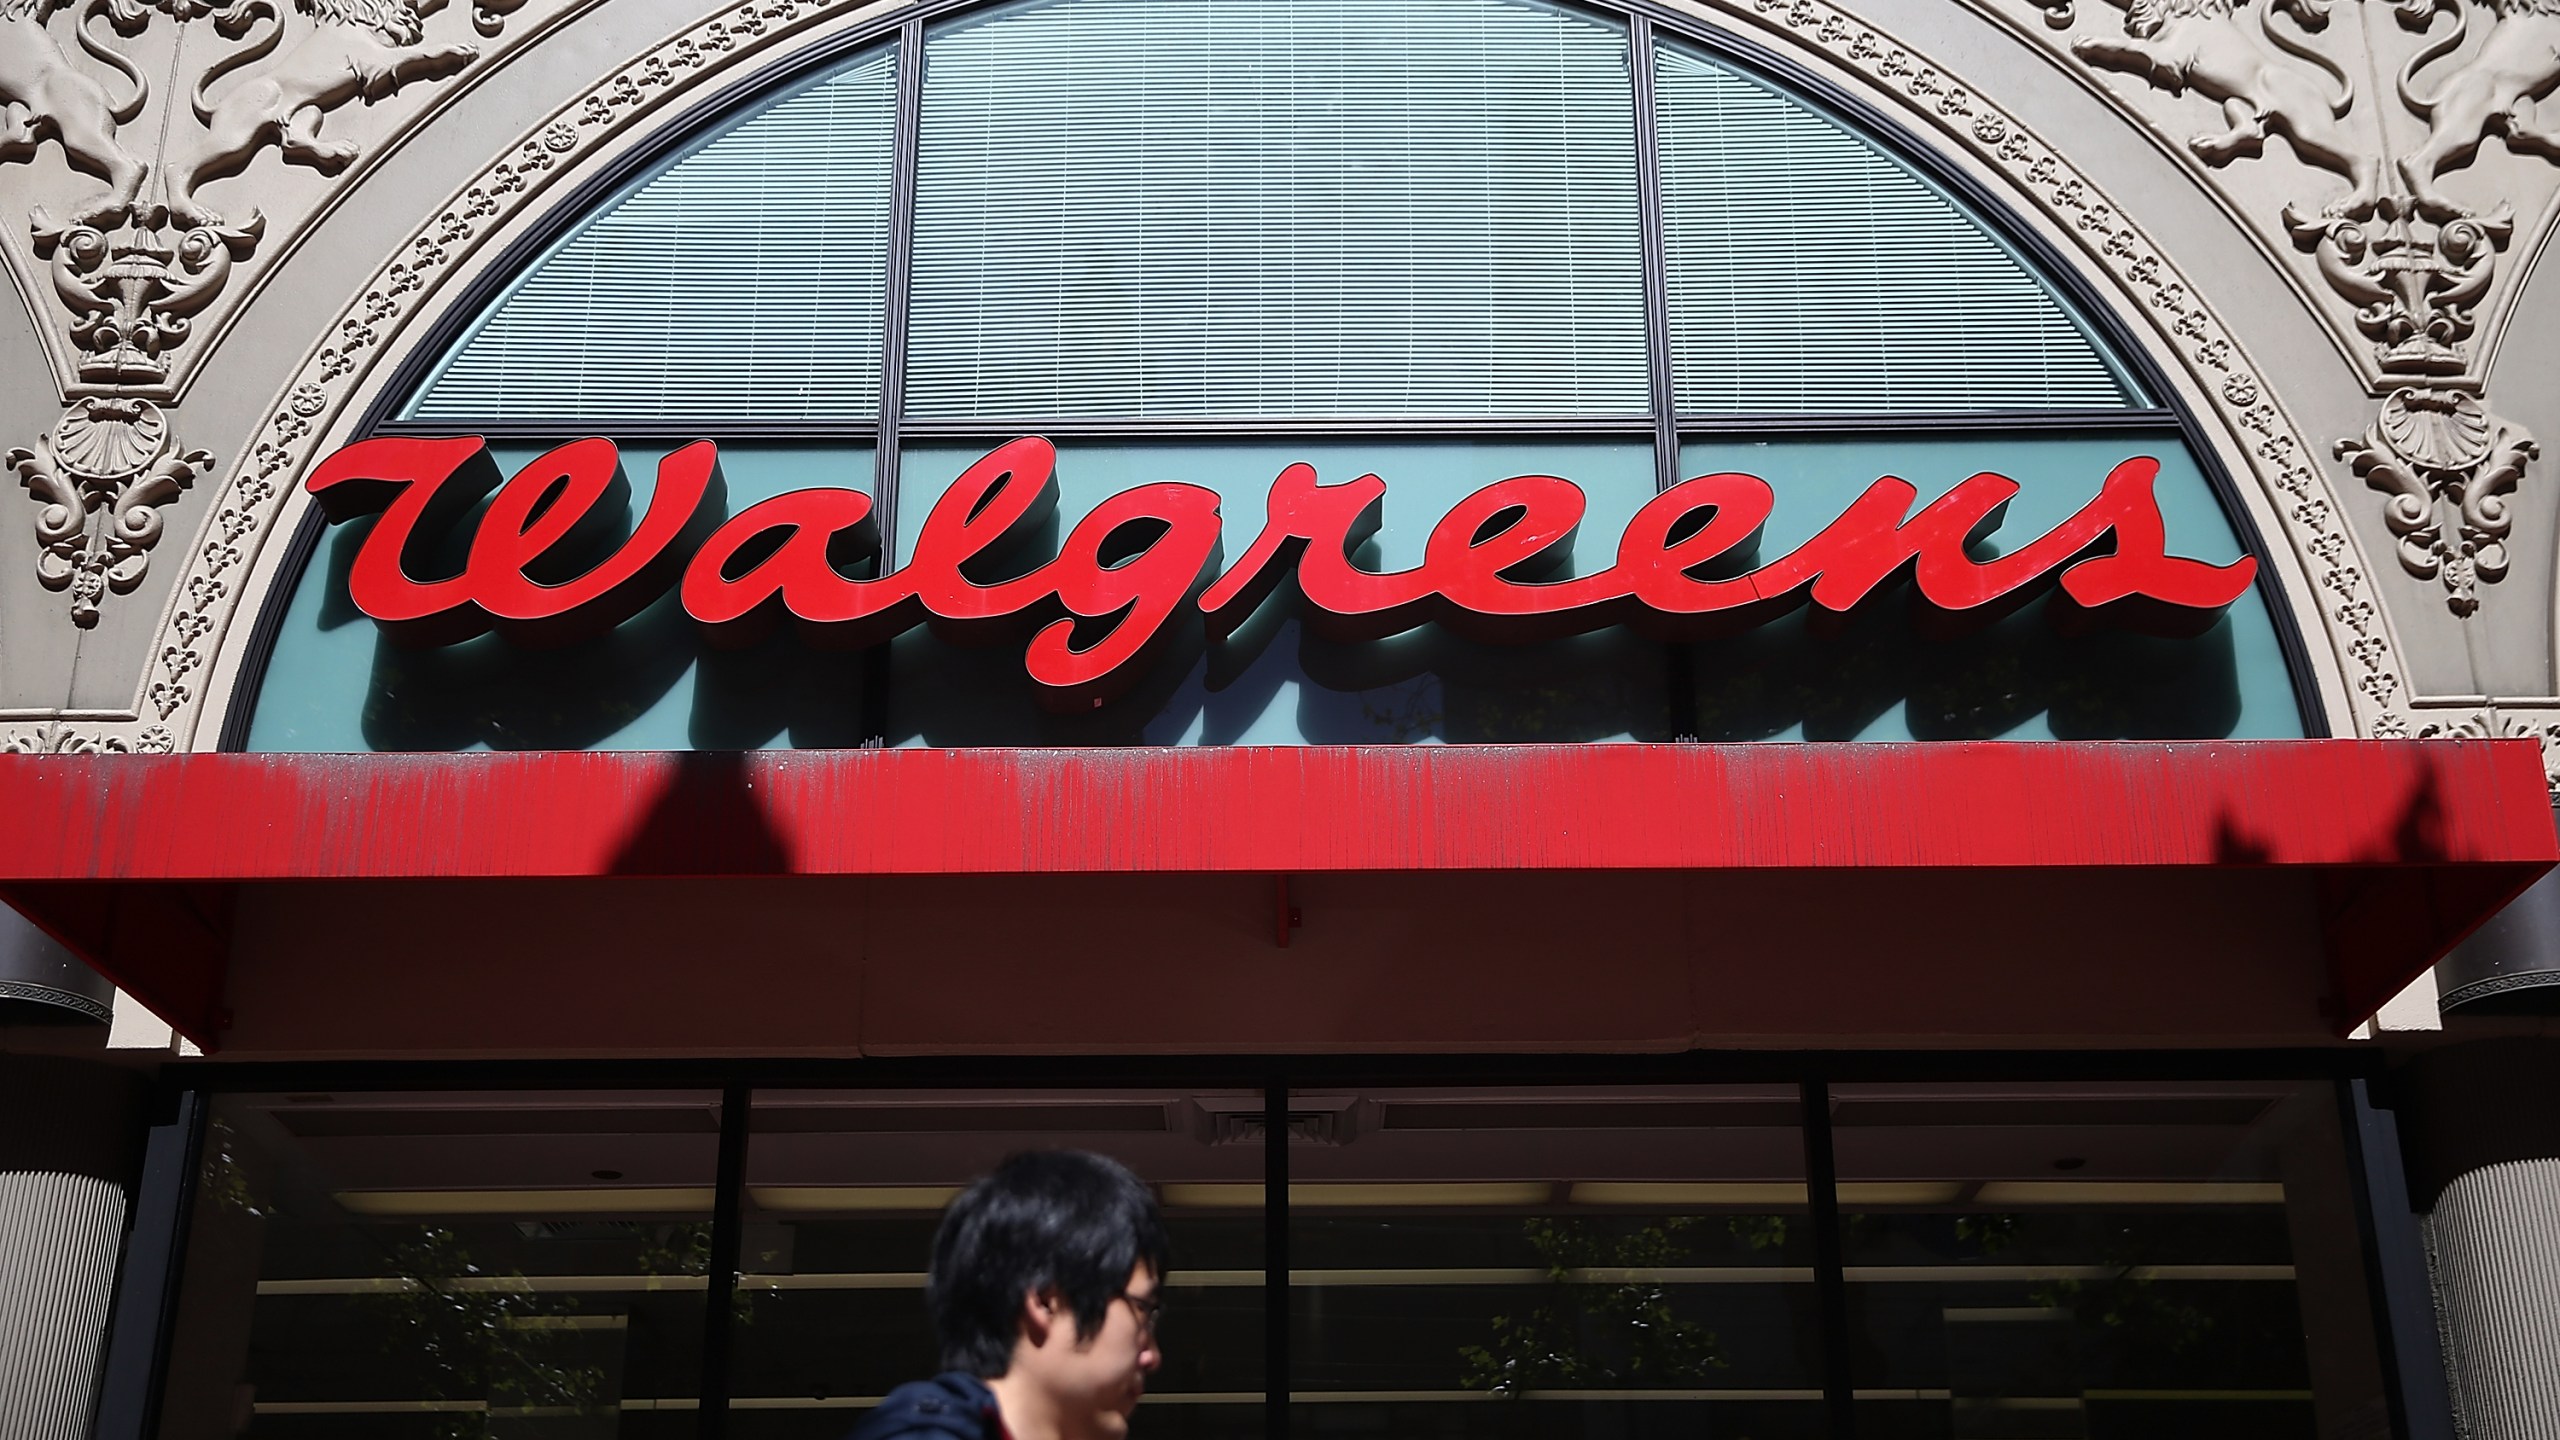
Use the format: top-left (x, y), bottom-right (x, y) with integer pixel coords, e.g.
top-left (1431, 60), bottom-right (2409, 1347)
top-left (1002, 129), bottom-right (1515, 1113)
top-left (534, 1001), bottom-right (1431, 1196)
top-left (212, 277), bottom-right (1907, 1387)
top-left (849, 1371), bottom-right (1005, 1440)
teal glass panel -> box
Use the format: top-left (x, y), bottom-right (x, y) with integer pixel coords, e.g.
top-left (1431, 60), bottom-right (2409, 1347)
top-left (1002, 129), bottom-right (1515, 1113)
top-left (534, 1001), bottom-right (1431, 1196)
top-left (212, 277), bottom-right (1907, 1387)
top-left (239, 436), bottom-right (2299, 750)
top-left (886, 439), bottom-right (1670, 746)
top-left (243, 445), bottom-right (874, 751)
top-left (1674, 434), bottom-right (2303, 740)
top-left (406, 45), bottom-right (898, 424)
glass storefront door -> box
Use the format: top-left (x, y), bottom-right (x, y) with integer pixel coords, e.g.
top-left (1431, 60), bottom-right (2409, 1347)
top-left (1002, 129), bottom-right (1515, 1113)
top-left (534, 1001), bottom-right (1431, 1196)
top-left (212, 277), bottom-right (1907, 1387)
top-left (1828, 1081), bottom-right (2389, 1440)
top-left (159, 1091), bottom-right (722, 1439)
top-left (1285, 1085), bottom-right (1821, 1437)
top-left (147, 1069), bottom-right (2402, 1440)
top-left (727, 1089), bottom-right (1264, 1439)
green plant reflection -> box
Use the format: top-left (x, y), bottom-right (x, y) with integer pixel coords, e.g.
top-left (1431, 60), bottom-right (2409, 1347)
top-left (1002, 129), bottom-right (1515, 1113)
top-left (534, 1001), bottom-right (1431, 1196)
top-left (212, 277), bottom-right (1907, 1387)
top-left (371, 1226), bottom-right (609, 1437)
top-left (1457, 1216), bottom-right (1733, 1396)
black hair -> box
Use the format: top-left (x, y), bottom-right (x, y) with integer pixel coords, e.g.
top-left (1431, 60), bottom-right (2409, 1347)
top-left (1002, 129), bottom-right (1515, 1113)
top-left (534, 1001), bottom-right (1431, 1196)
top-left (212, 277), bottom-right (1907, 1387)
top-left (926, 1150), bottom-right (1172, 1377)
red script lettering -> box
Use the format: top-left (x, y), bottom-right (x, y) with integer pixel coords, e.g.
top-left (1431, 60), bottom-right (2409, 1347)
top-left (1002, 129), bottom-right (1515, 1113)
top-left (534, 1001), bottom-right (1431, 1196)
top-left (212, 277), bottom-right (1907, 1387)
top-left (305, 435), bottom-right (2257, 711)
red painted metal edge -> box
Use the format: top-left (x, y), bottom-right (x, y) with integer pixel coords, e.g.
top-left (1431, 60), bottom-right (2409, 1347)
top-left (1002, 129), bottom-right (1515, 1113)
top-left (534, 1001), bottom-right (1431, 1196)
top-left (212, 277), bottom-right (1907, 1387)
top-left (0, 741), bottom-right (2549, 1050)
top-left (0, 741), bottom-right (2547, 879)
top-left (0, 881), bottom-right (231, 1051)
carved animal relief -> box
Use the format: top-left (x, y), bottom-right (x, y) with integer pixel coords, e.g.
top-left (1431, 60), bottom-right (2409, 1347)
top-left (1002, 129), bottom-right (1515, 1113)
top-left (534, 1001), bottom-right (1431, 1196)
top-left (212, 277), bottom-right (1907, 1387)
top-left (2067, 0), bottom-right (2381, 215)
top-left (0, 0), bottom-right (520, 625)
top-left (168, 0), bottom-right (480, 232)
top-left (2394, 0), bottom-right (2560, 222)
top-left (0, 0), bottom-right (151, 228)
top-left (2019, 0), bottom-right (2558, 616)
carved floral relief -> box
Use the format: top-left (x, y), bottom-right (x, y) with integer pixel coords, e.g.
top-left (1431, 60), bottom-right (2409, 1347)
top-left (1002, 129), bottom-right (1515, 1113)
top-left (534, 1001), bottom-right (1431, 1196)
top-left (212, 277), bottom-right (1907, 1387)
top-left (9, 395), bottom-right (212, 625)
top-left (1993, 0), bottom-right (2560, 619)
top-left (1, 716), bottom-right (173, 750)
top-left (0, 0), bottom-right (538, 627)
top-left (2339, 385), bottom-right (2538, 614)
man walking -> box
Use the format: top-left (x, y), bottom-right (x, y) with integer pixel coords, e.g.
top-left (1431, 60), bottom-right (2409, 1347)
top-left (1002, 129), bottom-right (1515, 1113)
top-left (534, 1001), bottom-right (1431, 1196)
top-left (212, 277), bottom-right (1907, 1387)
top-left (852, 1150), bottom-right (1169, 1440)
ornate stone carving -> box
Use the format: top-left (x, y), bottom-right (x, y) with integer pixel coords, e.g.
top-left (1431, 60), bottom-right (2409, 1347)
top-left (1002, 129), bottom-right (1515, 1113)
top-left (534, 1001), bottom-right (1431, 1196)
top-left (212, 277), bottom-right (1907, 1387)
top-left (0, 0), bottom-right (150, 228)
top-left (10, 396), bottom-right (212, 625)
top-left (0, 0), bottom-right (527, 636)
top-left (2287, 199), bottom-right (2498, 376)
top-left (2416, 703), bottom-right (2560, 795)
top-left (8, 0), bottom-right (480, 385)
top-left (2001, 0), bottom-right (2560, 620)
top-left (2339, 386), bottom-right (2539, 614)
top-left (167, 0), bottom-right (479, 232)
top-left (2069, 0), bottom-right (2380, 215)
top-left (35, 211), bottom-right (259, 386)
top-left (2394, 0), bottom-right (2560, 222)
top-left (2024, 0), bottom-right (2560, 369)
top-left (1, 718), bottom-right (173, 751)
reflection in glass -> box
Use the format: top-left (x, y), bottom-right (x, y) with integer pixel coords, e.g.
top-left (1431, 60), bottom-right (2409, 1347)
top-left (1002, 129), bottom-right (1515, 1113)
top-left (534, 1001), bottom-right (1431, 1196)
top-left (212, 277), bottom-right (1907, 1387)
top-left (157, 1092), bottom-right (721, 1439)
top-left (1286, 1086), bottom-right (1824, 1437)
top-left (729, 1090), bottom-right (1264, 1440)
top-left (1828, 1082), bottom-right (2388, 1439)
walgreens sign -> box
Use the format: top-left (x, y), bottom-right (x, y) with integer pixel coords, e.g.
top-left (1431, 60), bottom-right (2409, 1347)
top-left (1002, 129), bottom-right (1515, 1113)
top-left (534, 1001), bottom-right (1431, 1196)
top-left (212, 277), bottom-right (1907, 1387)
top-left (308, 435), bottom-right (2255, 710)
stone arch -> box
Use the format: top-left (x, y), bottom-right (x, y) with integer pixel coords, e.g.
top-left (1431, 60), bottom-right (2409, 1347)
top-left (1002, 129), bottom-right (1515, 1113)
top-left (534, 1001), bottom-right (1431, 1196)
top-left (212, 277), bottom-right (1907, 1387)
top-left (167, 0), bottom-right (2388, 748)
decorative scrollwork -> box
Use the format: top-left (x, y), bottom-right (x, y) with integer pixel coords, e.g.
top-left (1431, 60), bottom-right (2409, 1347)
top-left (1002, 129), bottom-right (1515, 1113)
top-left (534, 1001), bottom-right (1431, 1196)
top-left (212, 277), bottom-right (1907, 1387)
top-left (2416, 704), bottom-right (2560, 797)
top-left (33, 212), bottom-right (260, 386)
top-left (2338, 387), bottom-right (2539, 615)
top-left (2286, 199), bottom-right (2500, 377)
top-left (9, 396), bottom-right (214, 626)
top-left (1, 0), bottom-right (523, 635)
top-left (2, 719), bottom-right (174, 752)
top-left (3, 0), bottom-right (509, 383)
top-left (2013, 0), bottom-right (2560, 623)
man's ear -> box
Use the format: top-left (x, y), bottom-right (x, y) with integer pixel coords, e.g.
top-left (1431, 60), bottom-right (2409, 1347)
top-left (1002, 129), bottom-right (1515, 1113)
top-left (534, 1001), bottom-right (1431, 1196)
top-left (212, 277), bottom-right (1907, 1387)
top-left (1020, 1286), bottom-right (1060, 1350)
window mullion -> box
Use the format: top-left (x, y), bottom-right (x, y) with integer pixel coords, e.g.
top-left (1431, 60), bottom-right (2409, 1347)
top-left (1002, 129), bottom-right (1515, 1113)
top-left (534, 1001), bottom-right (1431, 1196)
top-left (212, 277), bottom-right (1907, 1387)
top-left (1630, 14), bottom-right (1677, 497)
top-left (1265, 1074), bottom-right (1291, 1440)
top-left (1628, 18), bottom-right (1698, 739)
top-left (697, 1083), bottom-right (753, 1440)
top-left (866, 16), bottom-right (926, 745)
top-left (1801, 1078), bottom-right (1858, 1439)
top-left (878, 16), bottom-right (925, 571)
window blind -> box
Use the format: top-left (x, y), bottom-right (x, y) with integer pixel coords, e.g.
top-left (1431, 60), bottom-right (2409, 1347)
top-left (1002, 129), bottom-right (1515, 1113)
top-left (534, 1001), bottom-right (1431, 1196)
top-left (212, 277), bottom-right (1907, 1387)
top-left (1655, 41), bottom-right (2134, 413)
top-left (407, 47), bottom-right (899, 424)
top-left (904, 0), bottom-right (1649, 420)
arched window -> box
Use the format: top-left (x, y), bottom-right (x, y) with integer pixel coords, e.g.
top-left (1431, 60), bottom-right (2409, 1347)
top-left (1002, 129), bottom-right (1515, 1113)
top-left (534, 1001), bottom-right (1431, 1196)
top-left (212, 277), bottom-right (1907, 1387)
top-left (411, 49), bottom-right (900, 424)
top-left (245, 0), bottom-right (2300, 751)
top-left (1652, 36), bottom-right (2127, 412)
top-left (412, 0), bottom-right (2130, 424)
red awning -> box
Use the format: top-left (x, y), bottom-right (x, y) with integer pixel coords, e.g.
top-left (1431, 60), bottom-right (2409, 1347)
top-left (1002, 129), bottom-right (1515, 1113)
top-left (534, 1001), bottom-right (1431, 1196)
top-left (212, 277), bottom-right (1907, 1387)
top-left (1, 741), bottom-right (2549, 1051)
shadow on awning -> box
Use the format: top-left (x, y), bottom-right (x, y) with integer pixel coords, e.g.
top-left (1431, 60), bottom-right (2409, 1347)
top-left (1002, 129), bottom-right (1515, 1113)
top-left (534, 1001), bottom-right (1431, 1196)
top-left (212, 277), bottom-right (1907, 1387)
top-left (0, 741), bottom-right (2548, 1052)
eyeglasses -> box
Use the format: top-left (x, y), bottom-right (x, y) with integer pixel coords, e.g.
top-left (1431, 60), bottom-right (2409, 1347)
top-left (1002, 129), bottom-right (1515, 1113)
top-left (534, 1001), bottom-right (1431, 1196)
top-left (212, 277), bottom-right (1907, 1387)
top-left (1118, 1288), bottom-right (1167, 1335)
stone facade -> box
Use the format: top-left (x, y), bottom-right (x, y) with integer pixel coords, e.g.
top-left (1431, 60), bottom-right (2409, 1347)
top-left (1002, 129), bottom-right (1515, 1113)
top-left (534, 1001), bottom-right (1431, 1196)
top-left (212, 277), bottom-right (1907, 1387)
top-left (4, 0), bottom-right (2559, 762)
top-left (8, 0), bottom-right (2560, 1431)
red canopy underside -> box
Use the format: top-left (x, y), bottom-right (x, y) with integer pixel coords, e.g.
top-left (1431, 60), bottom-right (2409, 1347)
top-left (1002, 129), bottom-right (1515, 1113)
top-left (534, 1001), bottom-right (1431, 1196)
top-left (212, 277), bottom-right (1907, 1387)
top-left (1, 741), bottom-right (2548, 1052)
